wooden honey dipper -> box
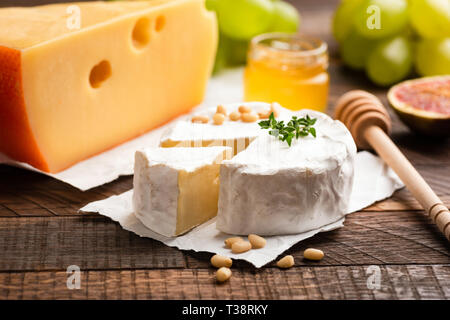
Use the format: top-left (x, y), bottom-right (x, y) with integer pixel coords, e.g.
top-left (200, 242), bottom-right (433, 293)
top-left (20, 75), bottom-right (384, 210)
top-left (335, 90), bottom-right (450, 241)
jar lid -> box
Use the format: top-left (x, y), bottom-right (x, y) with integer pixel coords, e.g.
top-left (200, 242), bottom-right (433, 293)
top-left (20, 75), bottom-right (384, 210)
top-left (251, 32), bottom-right (327, 58)
top-left (249, 33), bottom-right (328, 71)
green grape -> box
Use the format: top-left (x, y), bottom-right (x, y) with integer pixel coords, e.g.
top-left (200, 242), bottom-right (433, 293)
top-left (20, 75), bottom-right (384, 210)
top-left (340, 31), bottom-right (378, 70)
top-left (366, 36), bottom-right (413, 86)
top-left (216, 0), bottom-right (274, 41)
top-left (415, 38), bottom-right (450, 76)
top-left (205, 0), bottom-right (218, 11)
top-left (268, 1), bottom-right (301, 33)
top-left (227, 38), bottom-right (250, 65)
top-left (409, 0), bottom-right (450, 39)
top-left (212, 34), bottom-right (250, 73)
top-left (332, 0), bottom-right (364, 43)
top-left (212, 34), bottom-right (230, 74)
top-left (353, 0), bottom-right (408, 39)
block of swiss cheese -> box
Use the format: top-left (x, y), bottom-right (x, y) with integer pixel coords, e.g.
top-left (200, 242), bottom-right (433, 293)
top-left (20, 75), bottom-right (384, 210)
top-left (0, 0), bottom-right (217, 173)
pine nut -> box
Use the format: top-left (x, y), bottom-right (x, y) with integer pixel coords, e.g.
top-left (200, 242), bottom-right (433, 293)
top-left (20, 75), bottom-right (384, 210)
top-left (216, 267), bottom-right (232, 282)
top-left (276, 255), bottom-right (294, 268)
top-left (238, 105), bottom-right (252, 114)
top-left (191, 115), bottom-right (209, 123)
top-left (212, 113), bottom-right (225, 125)
top-left (224, 237), bottom-right (243, 248)
top-left (231, 240), bottom-right (252, 254)
top-left (241, 112), bottom-right (258, 123)
top-left (216, 105), bottom-right (227, 116)
top-left (248, 234), bottom-right (266, 249)
top-left (303, 248), bottom-right (324, 261)
top-left (229, 111), bottom-right (241, 121)
top-left (258, 110), bottom-right (271, 119)
top-left (270, 103), bottom-right (280, 117)
top-left (210, 254), bottom-right (232, 268)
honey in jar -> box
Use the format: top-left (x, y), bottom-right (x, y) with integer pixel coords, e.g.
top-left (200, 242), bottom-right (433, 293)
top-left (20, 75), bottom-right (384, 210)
top-left (244, 33), bottom-right (329, 112)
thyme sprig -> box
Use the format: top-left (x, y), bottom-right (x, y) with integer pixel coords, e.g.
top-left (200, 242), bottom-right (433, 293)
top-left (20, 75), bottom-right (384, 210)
top-left (258, 112), bottom-right (317, 146)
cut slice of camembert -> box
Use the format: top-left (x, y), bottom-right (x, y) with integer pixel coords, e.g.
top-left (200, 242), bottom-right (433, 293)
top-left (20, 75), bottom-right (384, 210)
top-left (216, 110), bottom-right (357, 236)
top-left (133, 147), bottom-right (232, 237)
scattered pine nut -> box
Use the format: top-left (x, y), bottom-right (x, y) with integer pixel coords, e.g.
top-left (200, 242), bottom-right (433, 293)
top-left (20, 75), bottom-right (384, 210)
top-left (303, 248), bottom-right (324, 261)
top-left (211, 254), bottom-right (232, 268)
top-left (231, 240), bottom-right (252, 254)
top-left (248, 234), bottom-right (266, 249)
top-left (241, 112), bottom-right (258, 123)
top-left (191, 115), bottom-right (209, 123)
top-left (224, 237), bottom-right (243, 248)
top-left (216, 267), bottom-right (232, 283)
top-left (229, 111), bottom-right (241, 121)
top-left (216, 105), bottom-right (227, 116)
top-left (212, 113), bottom-right (225, 125)
top-left (238, 105), bottom-right (252, 114)
top-left (276, 255), bottom-right (294, 269)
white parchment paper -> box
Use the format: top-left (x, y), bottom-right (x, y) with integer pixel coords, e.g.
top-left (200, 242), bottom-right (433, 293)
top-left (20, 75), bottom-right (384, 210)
top-left (80, 151), bottom-right (404, 268)
top-left (0, 68), bottom-right (246, 191)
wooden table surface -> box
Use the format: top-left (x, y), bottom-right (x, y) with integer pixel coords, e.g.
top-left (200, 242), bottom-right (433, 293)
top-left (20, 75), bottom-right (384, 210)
top-left (0, 0), bottom-right (449, 300)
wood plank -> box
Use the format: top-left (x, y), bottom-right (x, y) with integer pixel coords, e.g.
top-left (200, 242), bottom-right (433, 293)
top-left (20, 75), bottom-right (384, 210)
top-left (0, 165), bottom-right (133, 216)
top-left (0, 212), bottom-right (448, 272)
top-left (0, 265), bottom-right (448, 299)
top-left (0, 164), bottom-right (447, 217)
top-left (0, 204), bottom-right (18, 217)
top-left (0, 216), bottom-right (186, 271)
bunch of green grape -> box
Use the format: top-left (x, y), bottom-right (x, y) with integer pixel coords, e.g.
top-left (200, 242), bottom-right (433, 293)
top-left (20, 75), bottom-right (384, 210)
top-left (207, 0), bottom-right (301, 74)
top-left (333, 0), bottom-right (450, 86)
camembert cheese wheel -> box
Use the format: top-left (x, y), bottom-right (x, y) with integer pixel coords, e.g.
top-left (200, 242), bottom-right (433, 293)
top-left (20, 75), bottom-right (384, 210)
top-left (216, 109), bottom-right (357, 235)
top-left (159, 103), bottom-right (357, 236)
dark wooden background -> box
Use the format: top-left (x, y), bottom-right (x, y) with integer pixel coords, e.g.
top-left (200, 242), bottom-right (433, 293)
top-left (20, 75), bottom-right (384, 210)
top-left (0, 0), bottom-right (449, 299)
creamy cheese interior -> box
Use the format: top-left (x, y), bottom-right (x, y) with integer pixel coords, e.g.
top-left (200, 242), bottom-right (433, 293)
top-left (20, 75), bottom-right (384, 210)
top-left (133, 147), bottom-right (232, 237)
top-left (176, 165), bottom-right (220, 235)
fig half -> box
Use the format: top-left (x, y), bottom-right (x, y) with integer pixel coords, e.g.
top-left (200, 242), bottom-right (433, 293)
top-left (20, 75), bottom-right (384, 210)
top-left (388, 76), bottom-right (450, 137)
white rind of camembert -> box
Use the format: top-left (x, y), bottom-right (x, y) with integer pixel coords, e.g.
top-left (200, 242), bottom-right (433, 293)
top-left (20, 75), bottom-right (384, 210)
top-left (133, 146), bottom-right (232, 237)
top-left (216, 110), bottom-right (357, 236)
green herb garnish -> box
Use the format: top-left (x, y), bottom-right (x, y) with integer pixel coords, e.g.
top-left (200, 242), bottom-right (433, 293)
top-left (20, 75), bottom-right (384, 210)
top-left (258, 113), bottom-right (317, 146)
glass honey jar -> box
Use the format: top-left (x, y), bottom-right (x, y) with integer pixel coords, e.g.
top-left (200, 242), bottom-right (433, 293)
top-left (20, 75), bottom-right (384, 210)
top-left (244, 33), bottom-right (329, 112)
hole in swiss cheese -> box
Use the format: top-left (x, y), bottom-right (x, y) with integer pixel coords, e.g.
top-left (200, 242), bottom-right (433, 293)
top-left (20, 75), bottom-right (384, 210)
top-left (155, 15), bottom-right (165, 32)
top-left (132, 17), bottom-right (151, 48)
top-left (89, 60), bottom-right (112, 89)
